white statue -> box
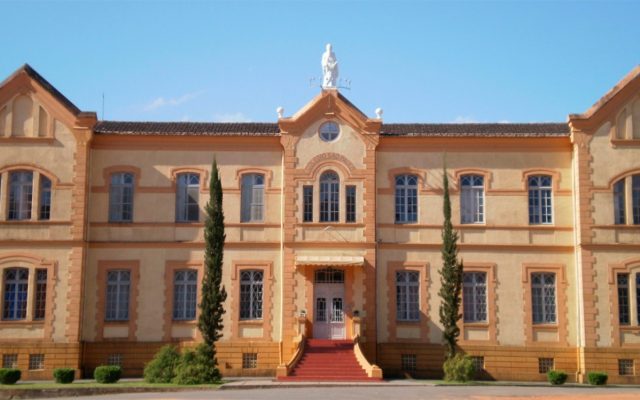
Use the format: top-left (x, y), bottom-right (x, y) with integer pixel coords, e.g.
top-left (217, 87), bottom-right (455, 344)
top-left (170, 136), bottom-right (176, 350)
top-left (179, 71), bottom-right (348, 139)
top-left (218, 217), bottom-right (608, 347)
top-left (321, 43), bottom-right (339, 89)
top-left (276, 106), bottom-right (284, 118)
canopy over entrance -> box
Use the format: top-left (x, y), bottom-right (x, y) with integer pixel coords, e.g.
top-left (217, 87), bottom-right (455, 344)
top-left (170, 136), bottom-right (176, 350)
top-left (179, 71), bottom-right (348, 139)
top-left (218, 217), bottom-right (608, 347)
top-left (295, 255), bottom-right (364, 268)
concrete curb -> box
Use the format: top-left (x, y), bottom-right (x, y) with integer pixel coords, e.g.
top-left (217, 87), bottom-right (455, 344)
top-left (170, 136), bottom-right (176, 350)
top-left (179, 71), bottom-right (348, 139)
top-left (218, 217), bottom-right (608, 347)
top-left (0, 386), bottom-right (217, 400)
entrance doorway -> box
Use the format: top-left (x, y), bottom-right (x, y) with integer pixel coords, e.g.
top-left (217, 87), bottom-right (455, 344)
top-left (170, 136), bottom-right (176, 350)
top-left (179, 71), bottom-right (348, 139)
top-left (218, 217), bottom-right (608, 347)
top-left (312, 268), bottom-right (345, 340)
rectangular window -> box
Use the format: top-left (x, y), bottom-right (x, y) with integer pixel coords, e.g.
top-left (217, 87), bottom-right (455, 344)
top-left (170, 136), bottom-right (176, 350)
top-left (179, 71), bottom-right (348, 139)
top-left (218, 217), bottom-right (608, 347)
top-left (33, 269), bottom-right (47, 320)
top-left (463, 272), bottom-right (487, 323)
top-left (303, 185), bottom-right (313, 222)
top-left (39, 177), bottom-right (52, 220)
top-left (176, 173), bottom-right (200, 222)
top-left (528, 175), bottom-right (553, 224)
top-left (346, 185), bottom-right (356, 223)
top-left (2, 354), bottom-right (18, 369)
top-left (633, 175), bottom-right (640, 225)
top-left (531, 273), bottom-right (556, 324)
top-left (242, 353), bottom-right (258, 369)
top-left (241, 174), bottom-right (264, 222)
top-left (636, 274), bottom-right (640, 326)
top-left (8, 171), bottom-right (33, 220)
top-left (239, 270), bottom-right (263, 320)
top-left (29, 354), bottom-right (45, 370)
top-left (105, 270), bottom-right (131, 321)
top-left (460, 175), bottom-right (484, 224)
top-left (614, 180), bottom-right (626, 224)
top-left (618, 274), bottom-right (630, 325)
top-left (396, 271), bottom-right (419, 322)
top-left (107, 353), bottom-right (122, 366)
top-left (319, 172), bottom-right (339, 222)
top-left (538, 358), bottom-right (554, 374)
top-left (470, 356), bottom-right (485, 372)
top-left (173, 270), bottom-right (197, 320)
top-left (2, 268), bottom-right (28, 320)
top-left (400, 354), bottom-right (417, 371)
top-left (619, 359), bottom-right (634, 376)
top-left (109, 172), bottom-right (134, 222)
top-left (395, 175), bottom-right (418, 223)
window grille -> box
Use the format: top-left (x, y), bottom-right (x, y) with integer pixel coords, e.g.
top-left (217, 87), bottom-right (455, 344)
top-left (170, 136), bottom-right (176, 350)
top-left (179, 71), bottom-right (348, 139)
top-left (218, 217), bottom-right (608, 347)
top-left (107, 353), bottom-right (122, 366)
top-left (173, 270), bottom-right (197, 320)
top-left (240, 270), bottom-right (263, 320)
top-left (176, 173), bottom-right (200, 222)
top-left (463, 272), bottom-right (487, 322)
top-left (242, 353), bottom-right (258, 369)
top-left (346, 185), bottom-right (356, 223)
top-left (528, 175), bottom-right (553, 224)
top-left (319, 171), bottom-right (339, 222)
top-left (303, 185), bottom-right (313, 222)
top-left (538, 358), bottom-right (554, 374)
top-left (105, 270), bottom-right (131, 321)
top-left (618, 274), bottom-right (630, 325)
top-left (470, 356), bottom-right (485, 372)
top-left (396, 271), bottom-right (419, 321)
top-left (401, 354), bottom-right (417, 371)
top-left (2, 354), bottom-right (18, 369)
top-left (2, 268), bottom-right (28, 320)
top-left (614, 179), bottom-right (626, 224)
top-left (39, 176), bottom-right (52, 220)
top-left (531, 273), bottom-right (556, 324)
top-left (314, 268), bottom-right (344, 283)
top-left (109, 172), bottom-right (134, 222)
top-left (29, 354), bottom-right (45, 370)
top-left (395, 175), bottom-right (418, 223)
top-left (460, 175), bottom-right (484, 224)
top-left (633, 175), bottom-right (640, 224)
top-left (241, 174), bottom-right (264, 222)
top-left (8, 171), bottom-right (33, 220)
top-left (33, 269), bottom-right (48, 320)
top-left (619, 359), bottom-right (634, 376)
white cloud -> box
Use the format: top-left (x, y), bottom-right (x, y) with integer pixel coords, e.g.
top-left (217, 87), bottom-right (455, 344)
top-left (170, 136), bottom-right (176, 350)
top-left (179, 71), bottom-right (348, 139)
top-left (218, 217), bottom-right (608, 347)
top-left (213, 112), bottom-right (252, 123)
top-left (143, 91), bottom-right (204, 112)
top-left (497, 120), bottom-right (511, 124)
top-left (452, 115), bottom-right (478, 123)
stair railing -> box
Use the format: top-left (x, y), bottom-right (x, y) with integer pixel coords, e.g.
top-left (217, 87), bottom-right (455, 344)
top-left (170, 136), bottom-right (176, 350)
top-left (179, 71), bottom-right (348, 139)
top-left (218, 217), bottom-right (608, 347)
top-left (276, 315), bottom-right (307, 377)
top-left (353, 335), bottom-right (383, 379)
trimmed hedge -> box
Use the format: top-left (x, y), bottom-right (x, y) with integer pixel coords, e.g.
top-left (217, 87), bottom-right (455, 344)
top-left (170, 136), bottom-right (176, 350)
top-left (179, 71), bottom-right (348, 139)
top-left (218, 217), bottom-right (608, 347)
top-left (443, 354), bottom-right (476, 382)
top-left (587, 371), bottom-right (608, 385)
top-left (94, 365), bottom-right (122, 384)
top-left (53, 368), bottom-right (75, 384)
top-left (0, 368), bottom-right (21, 384)
top-left (547, 370), bottom-right (568, 385)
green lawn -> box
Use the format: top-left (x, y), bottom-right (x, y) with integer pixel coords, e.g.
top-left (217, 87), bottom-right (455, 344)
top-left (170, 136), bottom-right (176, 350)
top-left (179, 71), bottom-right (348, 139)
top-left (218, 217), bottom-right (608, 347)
top-left (0, 381), bottom-right (221, 390)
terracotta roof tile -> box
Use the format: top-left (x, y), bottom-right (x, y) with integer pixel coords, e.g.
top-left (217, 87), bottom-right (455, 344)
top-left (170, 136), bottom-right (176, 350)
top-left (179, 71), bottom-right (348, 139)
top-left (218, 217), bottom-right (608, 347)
top-left (380, 123), bottom-right (569, 137)
top-left (94, 121), bottom-right (281, 136)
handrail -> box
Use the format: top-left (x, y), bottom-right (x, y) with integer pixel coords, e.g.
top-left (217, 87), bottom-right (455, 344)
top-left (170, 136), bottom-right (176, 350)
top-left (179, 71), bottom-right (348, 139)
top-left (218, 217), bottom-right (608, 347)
top-left (353, 335), bottom-right (383, 379)
top-left (286, 334), bottom-right (306, 374)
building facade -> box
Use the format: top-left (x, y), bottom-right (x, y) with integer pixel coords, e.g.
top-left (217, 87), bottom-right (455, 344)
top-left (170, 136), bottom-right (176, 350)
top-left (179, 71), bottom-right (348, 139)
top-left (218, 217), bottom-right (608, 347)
top-left (0, 64), bottom-right (639, 382)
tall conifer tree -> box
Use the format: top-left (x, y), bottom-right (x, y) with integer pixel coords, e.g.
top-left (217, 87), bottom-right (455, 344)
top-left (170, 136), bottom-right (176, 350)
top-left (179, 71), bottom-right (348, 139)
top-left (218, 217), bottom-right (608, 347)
top-left (438, 163), bottom-right (464, 359)
top-left (198, 158), bottom-right (227, 378)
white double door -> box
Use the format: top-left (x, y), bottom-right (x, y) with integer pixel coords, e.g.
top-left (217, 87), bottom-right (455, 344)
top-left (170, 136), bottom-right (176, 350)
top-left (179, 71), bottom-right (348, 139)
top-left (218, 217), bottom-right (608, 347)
top-left (313, 282), bottom-right (345, 340)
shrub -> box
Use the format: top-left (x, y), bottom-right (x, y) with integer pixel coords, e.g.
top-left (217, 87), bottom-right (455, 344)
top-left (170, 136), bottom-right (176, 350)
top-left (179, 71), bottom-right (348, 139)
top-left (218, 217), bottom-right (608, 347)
top-left (173, 344), bottom-right (220, 385)
top-left (144, 345), bottom-right (180, 383)
top-left (443, 353), bottom-right (476, 382)
top-left (547, 370), bottom-right (568, 385)
top-left (94, 365), bottom-right (122, 384)
top-left (587, 371), bottom-right (608, 385)
top-left (53, 368), bottom-right (75, 384)
top-left (0, 368), bottom-right (21, 384)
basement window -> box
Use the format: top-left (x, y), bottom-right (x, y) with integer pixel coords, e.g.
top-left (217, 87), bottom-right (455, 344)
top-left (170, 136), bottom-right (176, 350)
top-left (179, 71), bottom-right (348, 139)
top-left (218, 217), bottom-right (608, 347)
top-left (242, 353), bottom-right (258, 369)
top-left (470, 356), bottom-right (485, 372)
top-left (401, 354), bottom-right (417, 372)
top-left (619, 359), bottom-right (634, 376)
top-left (28, 354), bottom-right (45, 370)
top-left (538, 358), bottom-right (554, 374)
top-left (2, 354), bottom-right (18, 369)
top-left (107, 353), bottom-right (122, 367)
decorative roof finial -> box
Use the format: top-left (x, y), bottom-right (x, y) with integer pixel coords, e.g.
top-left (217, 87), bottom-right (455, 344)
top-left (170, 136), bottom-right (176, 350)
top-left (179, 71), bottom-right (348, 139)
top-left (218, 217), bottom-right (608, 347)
top-left (321, 43), bottom-right (339, 89)
top-left (276, 106), bottom-right (284, 119)
top-left (375, 107), bottom-right (383, 119)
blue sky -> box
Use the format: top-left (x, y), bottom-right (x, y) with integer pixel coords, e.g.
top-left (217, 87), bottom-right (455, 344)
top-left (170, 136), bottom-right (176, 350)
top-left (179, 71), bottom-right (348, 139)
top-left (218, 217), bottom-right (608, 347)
top-left (2, 1), bottom-right (639, 123)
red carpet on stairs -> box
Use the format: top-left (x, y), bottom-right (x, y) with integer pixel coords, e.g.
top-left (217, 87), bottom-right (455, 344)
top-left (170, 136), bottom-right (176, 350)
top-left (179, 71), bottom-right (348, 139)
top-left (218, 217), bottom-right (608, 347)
top-left (278, 339), bottom-right (382, 381)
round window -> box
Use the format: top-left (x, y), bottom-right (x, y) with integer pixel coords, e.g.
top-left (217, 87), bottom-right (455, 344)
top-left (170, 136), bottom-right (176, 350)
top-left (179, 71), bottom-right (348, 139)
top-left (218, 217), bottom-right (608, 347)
top-left (319, 121), bottom-right (340, 142)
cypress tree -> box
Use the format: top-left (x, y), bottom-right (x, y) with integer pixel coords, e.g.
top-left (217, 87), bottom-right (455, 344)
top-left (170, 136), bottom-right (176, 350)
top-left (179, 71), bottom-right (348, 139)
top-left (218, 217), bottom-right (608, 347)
top-left (197, 158), bottom-right (227, 380)
top-left (438, 164), bottom-right (464, 360)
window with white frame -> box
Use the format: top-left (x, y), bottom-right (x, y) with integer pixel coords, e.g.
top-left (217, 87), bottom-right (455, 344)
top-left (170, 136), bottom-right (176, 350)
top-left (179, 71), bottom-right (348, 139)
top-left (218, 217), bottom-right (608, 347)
top-left (460, 175), bottom-right (484, 224)
top-left (241, 173), bottom-right (264, 222)
top-left (109, 172), bottom-right (134, 222)
top-left (463, 272), bottom-right (487, 323)
top-left (531, 272), bottom-right (556, 324)
top-left (105, 270), bottom-right (131, 321)
top-left (2, 268), bottom-right (28, 320)
top-left (8, 171), bottom-right (33, 220)
top-left (528, 175), bottom-right (553, 224)
top-left (396, 271), bottom-right (419, 321)
top-left (39, 176), bottom-right (52, 220)
top-left (395, 175), bottom-right (418, 223)
top-left (176, 173), bottom-right (200, 222)
top-left (239, 270), bottom-right (263, 320)
top-left (173, 270), bottom-right (197, 320)
top-left (319, 171), bottom-right (339, 222)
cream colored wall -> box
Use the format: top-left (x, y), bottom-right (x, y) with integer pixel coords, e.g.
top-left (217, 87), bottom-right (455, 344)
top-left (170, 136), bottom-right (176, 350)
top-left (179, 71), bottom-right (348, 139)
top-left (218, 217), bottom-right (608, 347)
top-left (296, 119), bottom-right (365, 169)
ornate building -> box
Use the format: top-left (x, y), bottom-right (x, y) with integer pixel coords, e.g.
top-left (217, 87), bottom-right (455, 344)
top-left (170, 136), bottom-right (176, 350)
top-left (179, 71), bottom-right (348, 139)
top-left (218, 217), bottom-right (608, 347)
top-left (0, 62), bottom-right (639, 382)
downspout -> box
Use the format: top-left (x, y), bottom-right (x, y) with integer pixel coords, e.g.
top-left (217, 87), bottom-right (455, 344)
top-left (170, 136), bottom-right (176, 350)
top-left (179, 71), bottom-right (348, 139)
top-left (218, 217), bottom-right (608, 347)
top-left (570, 132), bottom-right (585, 382)
top-left (279, 133), bottom-right (285, 366)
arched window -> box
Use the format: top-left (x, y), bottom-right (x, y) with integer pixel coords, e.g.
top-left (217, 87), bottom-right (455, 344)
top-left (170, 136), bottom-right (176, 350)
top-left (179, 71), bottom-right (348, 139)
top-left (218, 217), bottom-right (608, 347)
top-left (614, 179), bottom-right (626, 225)
top-left (528, 175), bottom-right (553, 224)
top-left (241, 173), bottom-right (264, 222)
top-left (319, 171), bottom-right (339, 222)
top-left (460, 174), bottom-right (484, 224)
top-left (613, 174), bottom-right (640, 225)
top-left (2, 268), bottom-right (29, 320)
top-left (395, 175), bottom-right (418, 223)
top-left (239, 270), bottom-right (263, 320)
top-left (176, 173), bottom-right (200, 222)
top-left (39, 176), bottom-right (52, 220)
top-left (8, 171), bottom-right (33, 220)
top-left (173, 270), bottom-right (197, 320)
top-left (109, 172), bottom-right (134, 222)
top-left (633, 175), bottom-right (640, 224)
